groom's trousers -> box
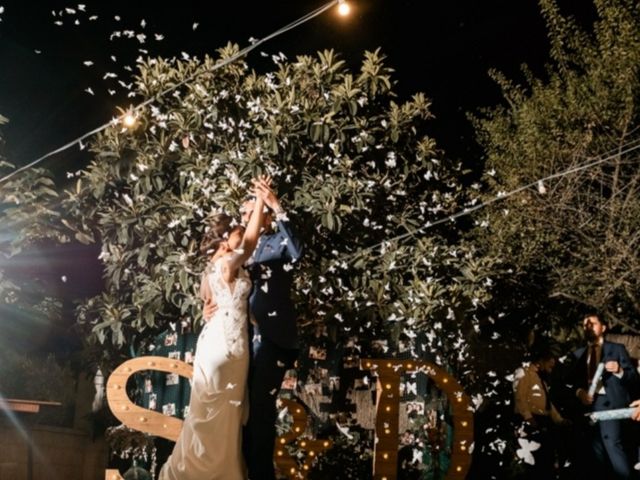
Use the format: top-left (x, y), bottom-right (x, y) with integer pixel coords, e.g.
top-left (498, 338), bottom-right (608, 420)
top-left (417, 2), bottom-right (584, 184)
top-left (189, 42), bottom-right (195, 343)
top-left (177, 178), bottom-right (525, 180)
top-left (244, 329), bottom-right (297, 480)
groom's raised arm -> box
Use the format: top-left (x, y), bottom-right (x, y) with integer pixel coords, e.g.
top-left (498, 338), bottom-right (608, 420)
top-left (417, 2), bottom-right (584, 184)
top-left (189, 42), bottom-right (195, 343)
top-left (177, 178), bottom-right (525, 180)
top-left (254, 177), bottom-right (303, 262)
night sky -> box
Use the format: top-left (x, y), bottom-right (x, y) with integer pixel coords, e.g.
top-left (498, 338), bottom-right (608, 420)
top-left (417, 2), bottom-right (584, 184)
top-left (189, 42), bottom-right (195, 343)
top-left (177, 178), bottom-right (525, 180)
top-left (0, 1), bottom-right (595, 167)
top-left (0, 0), bottom-right (593, 352)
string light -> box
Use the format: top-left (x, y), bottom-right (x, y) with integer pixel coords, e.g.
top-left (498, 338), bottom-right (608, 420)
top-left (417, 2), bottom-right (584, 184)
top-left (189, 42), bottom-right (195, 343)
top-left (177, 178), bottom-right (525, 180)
top-left (0, 0), bottom-right (343, 186)
top-left (340, 137), bottom-right (640, 264)
top-left (122, 111), bottom-right (137, 128)
top-left (3, 3), bottom-right (639, 318)
top-left (337, 0), bottom-right (351, 16)
top-left (537, 179), bottom-right (547, 194)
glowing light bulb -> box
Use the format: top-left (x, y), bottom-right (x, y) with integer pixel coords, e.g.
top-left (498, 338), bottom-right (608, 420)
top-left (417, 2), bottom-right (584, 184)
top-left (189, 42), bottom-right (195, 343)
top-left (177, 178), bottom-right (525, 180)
top-left (337, 1), bottom-right (351, 16)
top-left (123, 112), bottom-right (137, 128)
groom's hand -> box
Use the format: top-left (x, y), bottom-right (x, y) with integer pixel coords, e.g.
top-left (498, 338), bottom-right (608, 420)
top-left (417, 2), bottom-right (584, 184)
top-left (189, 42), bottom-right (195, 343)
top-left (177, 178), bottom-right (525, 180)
top-left (252, 175), bottom-right (283, 214)
top-left (605, 360), bottom-right (621, 374)
top-left (203, 299), bottom-right (218, 321)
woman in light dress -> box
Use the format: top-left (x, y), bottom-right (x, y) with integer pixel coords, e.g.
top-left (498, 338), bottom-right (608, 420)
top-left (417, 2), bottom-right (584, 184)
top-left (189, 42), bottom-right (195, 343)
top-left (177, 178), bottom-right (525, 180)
top-left (159, 181), bottom-right (266, 480)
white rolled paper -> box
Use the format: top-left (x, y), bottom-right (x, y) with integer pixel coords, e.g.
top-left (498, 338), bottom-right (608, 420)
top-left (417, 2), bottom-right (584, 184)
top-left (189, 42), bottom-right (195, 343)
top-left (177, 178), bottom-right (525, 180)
top-left (587, 362), bottom-right (605, 397)
top-left (586, 407), bottom-right (636, 423)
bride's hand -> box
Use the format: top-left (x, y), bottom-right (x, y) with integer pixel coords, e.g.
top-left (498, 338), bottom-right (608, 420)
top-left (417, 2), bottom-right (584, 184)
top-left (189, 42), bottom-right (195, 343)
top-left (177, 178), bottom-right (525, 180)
top-left (203, 299), bottom-right (218, 321)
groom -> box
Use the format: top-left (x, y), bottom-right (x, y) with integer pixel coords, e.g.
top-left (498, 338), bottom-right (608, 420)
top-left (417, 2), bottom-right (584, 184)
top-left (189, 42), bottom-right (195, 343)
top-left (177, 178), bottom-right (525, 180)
top-left (205, 177), bottom-right (303, 479)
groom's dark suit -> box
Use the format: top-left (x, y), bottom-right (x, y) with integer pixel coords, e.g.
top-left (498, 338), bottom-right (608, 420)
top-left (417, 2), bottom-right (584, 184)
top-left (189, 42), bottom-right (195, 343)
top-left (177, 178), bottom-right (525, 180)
top-left (244, 215), bottom-right (303, 480)
top-left (569, 340), bottom-right (638, 479)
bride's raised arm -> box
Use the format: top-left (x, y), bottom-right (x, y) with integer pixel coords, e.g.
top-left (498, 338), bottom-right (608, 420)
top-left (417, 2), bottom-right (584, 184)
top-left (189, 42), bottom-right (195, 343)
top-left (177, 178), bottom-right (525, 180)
top-left (222, 180), bottom-right (266, 283)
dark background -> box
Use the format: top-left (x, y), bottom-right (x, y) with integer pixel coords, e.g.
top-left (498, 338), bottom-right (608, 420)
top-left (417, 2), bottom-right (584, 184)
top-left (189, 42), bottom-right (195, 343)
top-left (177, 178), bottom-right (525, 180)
top-left (0, 0), bottom-right (594, 166)
top-left (0, 0), bottom-right (593, 351)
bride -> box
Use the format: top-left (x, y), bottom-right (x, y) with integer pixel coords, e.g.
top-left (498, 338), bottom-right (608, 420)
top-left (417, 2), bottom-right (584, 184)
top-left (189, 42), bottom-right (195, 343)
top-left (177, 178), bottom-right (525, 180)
top-left (159, 181), bottom-right (265, 480)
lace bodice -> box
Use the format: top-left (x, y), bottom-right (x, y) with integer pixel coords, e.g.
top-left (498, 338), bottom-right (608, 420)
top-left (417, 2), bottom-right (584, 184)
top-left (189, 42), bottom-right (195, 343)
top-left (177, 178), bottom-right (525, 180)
top-left (206, 255), bottom-right (251, 357)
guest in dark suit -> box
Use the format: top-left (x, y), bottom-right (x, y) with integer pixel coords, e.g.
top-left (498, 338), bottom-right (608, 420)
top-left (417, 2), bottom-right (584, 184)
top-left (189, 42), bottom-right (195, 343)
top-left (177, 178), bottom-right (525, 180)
top-left (568, 312), bottom-right (639, 479)
top-left (206, 176), bottom-right (303, 479)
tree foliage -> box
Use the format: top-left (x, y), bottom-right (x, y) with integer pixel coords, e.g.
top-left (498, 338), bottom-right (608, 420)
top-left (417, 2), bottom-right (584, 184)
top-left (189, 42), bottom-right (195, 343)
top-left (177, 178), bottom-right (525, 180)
top-left (0, 116), bottom-right (65, 332)
top-left (60, 46), bottom-right (495, 374)
top-left (473, 0), bottom-right (640, 332)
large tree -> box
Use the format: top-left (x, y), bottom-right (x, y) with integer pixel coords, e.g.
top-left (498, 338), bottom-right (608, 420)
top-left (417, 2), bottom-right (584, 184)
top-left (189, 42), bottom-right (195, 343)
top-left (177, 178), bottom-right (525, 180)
top-left (473, 0), bottom-right (640, 334)
top-left (58, 46), bottom-right (495, 377)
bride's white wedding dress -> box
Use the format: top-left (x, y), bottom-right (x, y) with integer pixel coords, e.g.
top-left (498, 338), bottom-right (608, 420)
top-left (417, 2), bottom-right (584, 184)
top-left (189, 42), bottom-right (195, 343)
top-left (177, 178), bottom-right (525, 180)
top-left (160, 256), bottom-right (251, 480)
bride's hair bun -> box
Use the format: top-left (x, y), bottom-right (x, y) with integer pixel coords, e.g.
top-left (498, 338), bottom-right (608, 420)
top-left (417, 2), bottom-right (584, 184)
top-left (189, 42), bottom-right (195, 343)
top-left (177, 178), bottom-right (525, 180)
top-left (200, 213), bottom-right (234, 256)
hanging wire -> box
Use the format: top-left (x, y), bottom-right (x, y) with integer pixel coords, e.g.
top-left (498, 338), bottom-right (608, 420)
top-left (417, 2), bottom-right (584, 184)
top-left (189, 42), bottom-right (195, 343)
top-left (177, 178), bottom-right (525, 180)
top-left (3, 0), bottom-right (640, 270)
top-left (339, 136), bottom-right (640, 263)
top-left (0, 0), bottom-right (341, 186)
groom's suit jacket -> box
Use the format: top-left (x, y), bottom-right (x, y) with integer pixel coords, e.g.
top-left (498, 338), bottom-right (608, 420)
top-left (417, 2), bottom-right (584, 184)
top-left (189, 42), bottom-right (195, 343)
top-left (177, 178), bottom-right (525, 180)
top-left (246, 217), bottom-right (303, 350)
top-left (569, 340), bottom-right (638, 410)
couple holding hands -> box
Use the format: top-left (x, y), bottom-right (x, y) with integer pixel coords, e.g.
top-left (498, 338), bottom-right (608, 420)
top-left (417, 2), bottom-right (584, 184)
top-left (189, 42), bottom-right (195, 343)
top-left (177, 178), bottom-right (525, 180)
top-left (160, 176), bottom-right (303, 480)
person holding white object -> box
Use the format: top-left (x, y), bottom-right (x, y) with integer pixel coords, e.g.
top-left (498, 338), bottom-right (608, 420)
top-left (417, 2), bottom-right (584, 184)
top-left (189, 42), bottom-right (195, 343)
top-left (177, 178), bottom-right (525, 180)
top-left (567, 312), bottom-right (639, 479)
